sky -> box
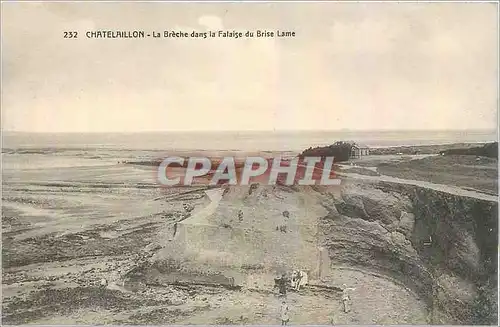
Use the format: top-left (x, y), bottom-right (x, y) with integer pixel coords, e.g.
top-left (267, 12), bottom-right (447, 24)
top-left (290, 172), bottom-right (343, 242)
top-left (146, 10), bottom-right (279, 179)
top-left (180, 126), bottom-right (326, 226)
top-left (1, 2), bottom-right (498, 132)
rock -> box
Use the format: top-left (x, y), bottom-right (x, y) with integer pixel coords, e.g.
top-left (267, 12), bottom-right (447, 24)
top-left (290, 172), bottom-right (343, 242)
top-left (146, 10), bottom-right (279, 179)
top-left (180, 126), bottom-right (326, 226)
top-left (336, 194), bottom-right (368, 219)
top-left (397, 211), bottom-right (415, 237)
top-left (336, 185), bottom-right (410, 225)
top-left (385, 222), bottom-right (399, 233)
top-left (144, 243), bottom-right (162, 253)
top-left (170, 297), bottom-right (185, 305)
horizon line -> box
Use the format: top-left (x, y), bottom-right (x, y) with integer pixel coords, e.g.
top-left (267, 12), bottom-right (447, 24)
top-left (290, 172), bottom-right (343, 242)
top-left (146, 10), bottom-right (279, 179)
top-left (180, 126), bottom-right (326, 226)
top-left (2, 128), bottom-right (498, 134)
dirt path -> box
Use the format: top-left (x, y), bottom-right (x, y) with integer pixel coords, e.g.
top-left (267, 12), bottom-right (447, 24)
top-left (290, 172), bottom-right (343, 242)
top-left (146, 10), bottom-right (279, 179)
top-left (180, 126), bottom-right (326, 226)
top-left (337, 171), bottom-right (497, 202)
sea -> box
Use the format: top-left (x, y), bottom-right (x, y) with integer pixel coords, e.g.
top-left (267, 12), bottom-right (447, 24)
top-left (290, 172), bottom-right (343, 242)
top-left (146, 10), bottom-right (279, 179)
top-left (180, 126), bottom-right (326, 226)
top-left (2, 129), bottom-right (497, 172)
top-left (3, 130), bottom-right (497, 152)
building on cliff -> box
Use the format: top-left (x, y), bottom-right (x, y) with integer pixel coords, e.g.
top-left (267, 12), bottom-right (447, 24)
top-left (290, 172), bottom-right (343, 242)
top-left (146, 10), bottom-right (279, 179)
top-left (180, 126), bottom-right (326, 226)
top-left (300, 141), bottom-right (370, 162)
top-left (350, 144), bottom-right (370, 158)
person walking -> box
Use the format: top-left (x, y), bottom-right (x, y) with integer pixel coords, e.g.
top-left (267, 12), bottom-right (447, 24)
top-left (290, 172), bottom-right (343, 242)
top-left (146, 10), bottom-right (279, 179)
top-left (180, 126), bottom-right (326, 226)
top-left (278, 273), bottom-right (288, 296)
top-left (342, 284), bottom-right (356, 313)
top-left (280, 300), bottom-right (290, 325)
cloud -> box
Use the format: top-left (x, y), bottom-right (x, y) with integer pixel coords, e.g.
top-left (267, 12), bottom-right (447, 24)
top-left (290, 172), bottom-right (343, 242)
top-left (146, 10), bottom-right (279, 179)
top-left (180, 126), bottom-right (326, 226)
top-left (1, 2), bottom-right (497, 132)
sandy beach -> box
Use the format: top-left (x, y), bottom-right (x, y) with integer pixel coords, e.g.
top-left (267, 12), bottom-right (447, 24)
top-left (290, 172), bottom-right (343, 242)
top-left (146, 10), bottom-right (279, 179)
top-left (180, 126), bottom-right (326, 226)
top-left (2, 143), bottom-right (498, 325)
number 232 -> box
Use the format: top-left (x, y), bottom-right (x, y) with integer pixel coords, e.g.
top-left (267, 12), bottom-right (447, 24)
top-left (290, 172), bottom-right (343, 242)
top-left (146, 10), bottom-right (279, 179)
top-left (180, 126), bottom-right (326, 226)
top-left (64, 32), bottom-right (78, 38)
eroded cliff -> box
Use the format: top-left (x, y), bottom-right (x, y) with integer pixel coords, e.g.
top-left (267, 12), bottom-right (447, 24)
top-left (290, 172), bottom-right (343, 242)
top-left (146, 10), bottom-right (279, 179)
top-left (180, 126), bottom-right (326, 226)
top-left (124, 179), bottom-right (497, 324)
top-left (318, 180), bottom-right (498, 324)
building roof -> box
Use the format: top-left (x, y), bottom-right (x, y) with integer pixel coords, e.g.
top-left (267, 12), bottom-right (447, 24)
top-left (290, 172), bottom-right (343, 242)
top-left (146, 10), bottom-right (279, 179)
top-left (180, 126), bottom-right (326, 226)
top-left (352, 144), bottom-right (370, 149)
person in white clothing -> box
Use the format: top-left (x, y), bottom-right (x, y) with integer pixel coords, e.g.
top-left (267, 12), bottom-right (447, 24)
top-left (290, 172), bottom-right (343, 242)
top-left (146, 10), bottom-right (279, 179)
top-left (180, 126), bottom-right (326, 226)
top-left (342, 284), bottom-right (356, 313)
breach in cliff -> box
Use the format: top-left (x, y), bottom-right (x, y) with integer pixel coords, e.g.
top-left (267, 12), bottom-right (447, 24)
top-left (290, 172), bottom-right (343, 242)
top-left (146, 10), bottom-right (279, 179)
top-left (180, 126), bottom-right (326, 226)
top-left (123, 175), bottom-right (497, 324)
